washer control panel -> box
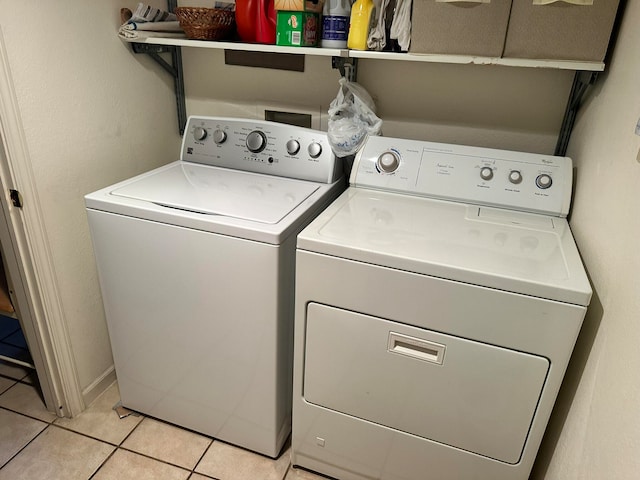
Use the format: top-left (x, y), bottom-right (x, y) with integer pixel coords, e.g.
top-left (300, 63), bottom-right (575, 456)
top-left (352, 136), bottom-right (573, 217)
top-left (180, 116), bottom-right (340, 184)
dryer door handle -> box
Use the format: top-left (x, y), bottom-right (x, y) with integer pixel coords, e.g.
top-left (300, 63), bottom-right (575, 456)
top-left (387, 332), bottom-right (446, 365)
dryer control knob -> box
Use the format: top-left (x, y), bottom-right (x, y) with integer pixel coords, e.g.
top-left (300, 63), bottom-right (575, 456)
top-left (308, 142), bottom-right (322, 158)
top-left (536, 174), bottom-right (553, 189)
top-left (193, 126), bottom-right (207, 141)
top-left (286, 139), bottom-right (301, 155)
top-left (509, 170), bottom-right (523, 184)
top-left (213, 129), bottom-right (227, 145)
top-left (246, 131), bottom-right (267, 153)
top-left (480, 166), bottom-right (494, 181)
top-left (377, 151), bottom-right (400, 173)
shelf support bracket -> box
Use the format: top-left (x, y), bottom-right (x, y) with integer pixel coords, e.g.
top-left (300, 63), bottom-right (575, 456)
top-left (332, 57), bottom-right (358, 82)
top-left (131, 42), bottom-right (186, 135)
top-left (555, 70), bottom-right (599, 156)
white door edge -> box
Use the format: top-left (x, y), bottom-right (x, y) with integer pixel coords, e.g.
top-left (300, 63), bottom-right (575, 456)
top-left (0, 26), bottom-right (84, 417)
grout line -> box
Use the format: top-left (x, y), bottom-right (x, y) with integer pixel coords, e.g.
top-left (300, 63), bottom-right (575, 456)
top-left (87, 447), bottom-right (119, 480)
top-left (192, 437), bottom-right (215, 475)
top-left (188, 472), bottom-right (220, 480)
top-left (0, 421), bottom-right (49, 471)
top-left (116, 413), bottom-right (146, 447)
top-left (50, 422), bottom-right (123, 447)
top-left (0, 377), bottom-right (18, 395)
top-left (0, 380), bottom-right (55, 419)
top-left (0, 367), bottom-right (38, 387)
top-left (47, 407), bottom-right (211, 474)
top-left (187, 471), bottom-right (220, 480)
top-left (0, 402), bottom-right (56, 425)
top-left (0, 405), bottom-right (48, 425)
top-left (116, 445), bottom-right (194, 473)
top-left (1, 387), bottom-right (292, 480)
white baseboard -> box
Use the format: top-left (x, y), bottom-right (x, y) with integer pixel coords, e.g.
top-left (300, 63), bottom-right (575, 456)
top-left (81, 365), bottom-right (117, 409)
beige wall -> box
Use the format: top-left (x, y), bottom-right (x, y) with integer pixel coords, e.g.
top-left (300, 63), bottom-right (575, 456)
top-left (531, 2), bottom-right (640, 479)
top-left (0, 1), bottom-right (180, 397)
top-left (184, 48), bottom-right (574, 154)
top-left (2, 10), bottom-right (636, 479)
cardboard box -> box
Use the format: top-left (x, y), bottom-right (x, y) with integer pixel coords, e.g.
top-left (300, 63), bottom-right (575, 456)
top-left (504, 0), bottom-right (620, 62)
top-left (276, 11), bottom-right (320, 47)
top-left (409, 0), bottom-right (512, 57)
top-left (274, 0), bottom-right (323, 13)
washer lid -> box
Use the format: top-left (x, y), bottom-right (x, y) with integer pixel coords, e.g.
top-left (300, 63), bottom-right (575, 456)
top-left (110, 163), bottom-right (319, 224)
top-left (297, 188), bottom-right (592, 306)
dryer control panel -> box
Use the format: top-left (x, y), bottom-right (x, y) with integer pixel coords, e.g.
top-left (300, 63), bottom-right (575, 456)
top-left (181, 116), bottom-right (341, 184)
top-left (351, 135), bottom-right (573, 217)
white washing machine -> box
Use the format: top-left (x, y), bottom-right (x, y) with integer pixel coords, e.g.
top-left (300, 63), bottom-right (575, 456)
top-left (291, 136), bottom-right (592, 479)
top-left (85, 116), bottom-right (343, 458)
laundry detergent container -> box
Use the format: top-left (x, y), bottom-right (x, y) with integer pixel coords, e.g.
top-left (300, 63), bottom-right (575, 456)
top-left (504, 0), bottom-right (620, 62)
top-left (409, 0), bottom-right (512, 57)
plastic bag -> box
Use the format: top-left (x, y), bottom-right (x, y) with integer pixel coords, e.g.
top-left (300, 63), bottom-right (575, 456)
top-left (327, 78), bottom-right (383, 157)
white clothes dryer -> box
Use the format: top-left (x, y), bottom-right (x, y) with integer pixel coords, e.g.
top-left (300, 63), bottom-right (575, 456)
top-left (291, 136), bottom-right (591, 479)
top-left (85, 116), bottom-right (343, 458)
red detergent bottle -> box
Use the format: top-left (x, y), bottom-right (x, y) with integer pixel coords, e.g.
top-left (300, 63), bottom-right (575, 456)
top-left (235, 0), bottom-right (276, 44)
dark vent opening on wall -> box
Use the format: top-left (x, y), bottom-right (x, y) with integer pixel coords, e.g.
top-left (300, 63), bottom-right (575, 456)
top-left (224, 50), bottom-right (305, 72)
top-left (265, 110), bottom-right (312, 128)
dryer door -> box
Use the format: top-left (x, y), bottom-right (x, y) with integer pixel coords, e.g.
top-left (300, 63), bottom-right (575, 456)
top-left (303, 303), bottom-right (549, 464)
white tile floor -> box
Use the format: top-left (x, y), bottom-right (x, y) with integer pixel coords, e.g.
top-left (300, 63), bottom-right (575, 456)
top-left (0, 360), bottom-right (330, 480)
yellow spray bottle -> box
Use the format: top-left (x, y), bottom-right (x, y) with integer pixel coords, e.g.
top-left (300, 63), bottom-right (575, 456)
top-left (347, 0), bottom-right (376, 51)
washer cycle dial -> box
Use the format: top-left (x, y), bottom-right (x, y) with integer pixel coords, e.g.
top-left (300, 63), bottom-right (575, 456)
top-left (377, 151), bottom-right (400, 173)
top-left (246, 130), bottom-right (267, 153)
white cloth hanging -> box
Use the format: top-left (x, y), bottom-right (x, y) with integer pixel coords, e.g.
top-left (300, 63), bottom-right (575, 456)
top-left (390, 0), bottom-right (412, 51)
top-left (367, 0), bottom-right (391, 51)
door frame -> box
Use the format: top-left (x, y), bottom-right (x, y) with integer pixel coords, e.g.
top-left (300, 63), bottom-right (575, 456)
top-left (0, 26), bottom-right (83, 417)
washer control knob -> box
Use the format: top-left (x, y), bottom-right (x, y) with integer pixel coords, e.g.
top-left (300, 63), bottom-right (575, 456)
top-left (536, 174), bottom-right (553, 189)
top-left (286, 139), bottom-right (301, 155)
top-left (193, 126), bottom-right (207, 141)
top-left (377, 151), bottom-right (400, 173)
top-left (308, 142), bottom-right (322, 158)
top-left (509, 170), bottom-right (523, 184)
top-left (480, 166), bottom-right (494, 181)
top-left (212, 129), bottom-right (227, 145)
top-left (246, 131), bottom-right (267, 153)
